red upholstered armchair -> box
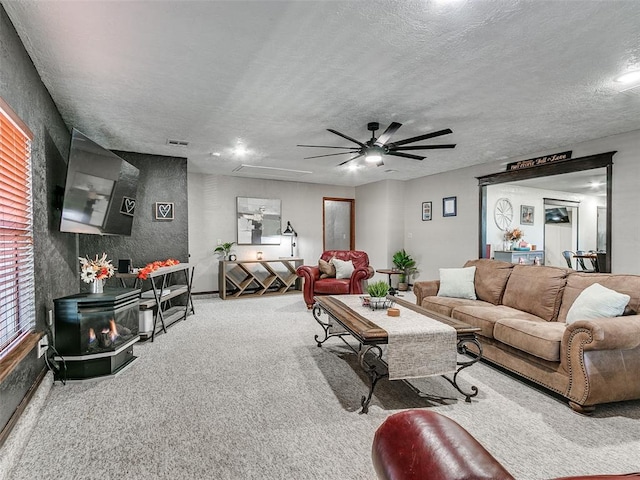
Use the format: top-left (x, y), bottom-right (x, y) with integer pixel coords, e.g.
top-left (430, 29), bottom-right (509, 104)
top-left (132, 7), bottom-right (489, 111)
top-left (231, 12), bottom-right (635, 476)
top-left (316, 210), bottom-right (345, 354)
top-left (296, 250), bottom-right (375, 309)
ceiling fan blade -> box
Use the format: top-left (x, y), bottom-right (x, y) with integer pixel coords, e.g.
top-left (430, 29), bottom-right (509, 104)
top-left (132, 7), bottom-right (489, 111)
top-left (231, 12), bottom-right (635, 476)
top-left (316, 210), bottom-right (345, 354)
top-left (303, 151), bottom-right (357, 160)
top-left (374, 122), bottom-right (402, 147)
top-left (327, 129), bottom-right (367, 147)
top-left (386, 151), bottom-right (425, 160)
top-left (392, 144), bottom-right (456, 151)
top-left (390, 128), bottom-right (453, 147)
top-left (297, 144), bottom-right (359, 150)
top-left (338, 153), bottom-right (363, 166)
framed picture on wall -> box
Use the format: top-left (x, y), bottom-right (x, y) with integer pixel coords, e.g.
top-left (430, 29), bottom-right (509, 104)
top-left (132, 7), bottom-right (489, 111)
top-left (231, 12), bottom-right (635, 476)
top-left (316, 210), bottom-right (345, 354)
top-left (237, 197), bottom-right (282, 245)
top-left (154, 202), bottom-right (174, 220)
top-left (443, 196), bottom-right (457, 217)
top-left (521, 205), bottom-right (534, 225)
top-left (422, 201), bottom-right (432, 221)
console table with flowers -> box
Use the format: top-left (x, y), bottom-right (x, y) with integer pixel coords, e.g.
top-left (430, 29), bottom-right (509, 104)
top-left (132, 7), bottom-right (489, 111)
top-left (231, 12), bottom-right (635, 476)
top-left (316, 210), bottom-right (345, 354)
top-left (117, 260), bottom-right (194, 341)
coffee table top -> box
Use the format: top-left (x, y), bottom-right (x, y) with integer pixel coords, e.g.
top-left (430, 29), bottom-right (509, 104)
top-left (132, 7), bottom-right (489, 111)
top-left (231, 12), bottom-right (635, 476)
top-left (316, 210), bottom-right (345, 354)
top-left (313, 295), bottom-right (479, 345)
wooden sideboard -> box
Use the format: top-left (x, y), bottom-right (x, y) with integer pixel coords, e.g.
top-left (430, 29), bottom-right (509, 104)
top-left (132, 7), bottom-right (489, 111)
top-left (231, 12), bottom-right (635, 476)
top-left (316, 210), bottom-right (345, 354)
top-left (219, 258), bottom-right (303, 299)
top-left (494, 250), bottom-right (545, 265)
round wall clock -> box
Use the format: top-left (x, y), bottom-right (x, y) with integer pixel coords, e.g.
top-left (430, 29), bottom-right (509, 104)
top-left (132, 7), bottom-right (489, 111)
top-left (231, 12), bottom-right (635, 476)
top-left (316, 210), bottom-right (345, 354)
top-left (228, 254), bottom-right (237, 261)
top-left (494, 198), bottom-right (513, 230)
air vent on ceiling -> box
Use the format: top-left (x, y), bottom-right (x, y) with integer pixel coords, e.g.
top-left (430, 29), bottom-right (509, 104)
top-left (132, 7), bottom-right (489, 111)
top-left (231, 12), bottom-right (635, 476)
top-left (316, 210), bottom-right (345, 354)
top-left (232, 164), bottom-right (312, 179)
top-left (166, 139), bottom-right (189, 147)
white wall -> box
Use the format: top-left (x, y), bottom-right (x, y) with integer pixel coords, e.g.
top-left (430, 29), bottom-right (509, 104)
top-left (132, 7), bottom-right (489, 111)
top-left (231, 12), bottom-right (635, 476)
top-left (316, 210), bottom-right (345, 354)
top-left (355, 180), bottom-right (405, 284)
top-left (188, 174), bottom-right (354, 292)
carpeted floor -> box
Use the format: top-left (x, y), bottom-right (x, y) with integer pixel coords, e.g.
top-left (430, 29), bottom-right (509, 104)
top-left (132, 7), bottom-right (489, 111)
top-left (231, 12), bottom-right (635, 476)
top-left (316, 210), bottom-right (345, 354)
top-left (8, 294), bottom-right (640, 479)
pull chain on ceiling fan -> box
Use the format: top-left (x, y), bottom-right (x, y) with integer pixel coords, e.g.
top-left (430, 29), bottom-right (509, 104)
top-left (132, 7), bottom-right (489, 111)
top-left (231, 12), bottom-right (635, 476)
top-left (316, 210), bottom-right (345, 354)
top-left (297, 121), bottom-right (456, 167)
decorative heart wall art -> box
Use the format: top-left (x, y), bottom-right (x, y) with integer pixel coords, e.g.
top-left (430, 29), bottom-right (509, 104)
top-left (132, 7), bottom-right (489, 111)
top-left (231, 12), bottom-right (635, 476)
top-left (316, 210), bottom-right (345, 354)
top-left (120, 196), bottom-right (136, 216)
top-left (155, 202), bottom-right (174, 220)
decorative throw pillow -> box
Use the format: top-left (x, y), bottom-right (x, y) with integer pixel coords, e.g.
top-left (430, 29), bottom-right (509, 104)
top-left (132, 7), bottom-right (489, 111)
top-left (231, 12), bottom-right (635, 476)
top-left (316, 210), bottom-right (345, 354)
top-left (318, 258), bottom-right (336, 279)
top-left (566, 283), bottom-right (631, 324)
top-left (437, 266), bottom-right (477, 300)
top-left (331, 258), bottom-right (355, 279)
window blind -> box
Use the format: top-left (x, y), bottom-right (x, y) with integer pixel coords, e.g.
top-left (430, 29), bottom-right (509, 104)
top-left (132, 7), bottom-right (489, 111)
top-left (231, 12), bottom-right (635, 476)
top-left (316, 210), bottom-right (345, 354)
top-left (0, 97), bottom-right (35, 358)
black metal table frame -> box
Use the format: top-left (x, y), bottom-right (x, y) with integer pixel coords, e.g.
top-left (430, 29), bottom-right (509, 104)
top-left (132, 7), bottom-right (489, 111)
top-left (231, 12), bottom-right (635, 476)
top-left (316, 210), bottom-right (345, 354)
top-left (312, 301), bottom-right (482, 414)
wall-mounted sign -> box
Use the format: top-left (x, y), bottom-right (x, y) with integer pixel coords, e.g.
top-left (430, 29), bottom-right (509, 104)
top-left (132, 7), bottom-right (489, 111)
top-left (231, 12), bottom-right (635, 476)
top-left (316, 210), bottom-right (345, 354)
top-left (506, 151), bottom-right (572, 171)
top-left (120, 196), bottom-right (136, 216)
top-left (155, 202), bottom-right (174, 220)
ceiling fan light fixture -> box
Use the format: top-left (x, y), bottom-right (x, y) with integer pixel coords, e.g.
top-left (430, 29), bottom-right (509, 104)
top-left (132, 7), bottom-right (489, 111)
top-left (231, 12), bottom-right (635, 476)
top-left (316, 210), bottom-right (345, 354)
top-left (614, 69), bottom-right (640, 84)
top-left (365, 146), bottom-right (384, 163)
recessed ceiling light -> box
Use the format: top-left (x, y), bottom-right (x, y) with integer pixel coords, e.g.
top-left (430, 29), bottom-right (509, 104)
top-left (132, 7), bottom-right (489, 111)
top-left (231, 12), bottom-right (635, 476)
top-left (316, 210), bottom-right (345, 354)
top-left (233, 145), bottom-right (248, 156)
top-left (614, 70), bottom-right (640, 84)
top-left (211, 152), bottom-right (221, 157)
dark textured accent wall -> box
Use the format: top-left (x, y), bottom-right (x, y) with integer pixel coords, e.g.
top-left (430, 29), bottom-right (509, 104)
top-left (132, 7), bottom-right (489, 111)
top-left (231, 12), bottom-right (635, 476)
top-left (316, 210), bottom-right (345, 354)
top-left (79, 151), bottom-right (189, 290)
top-left (0, 6), bottom-right (77, 433)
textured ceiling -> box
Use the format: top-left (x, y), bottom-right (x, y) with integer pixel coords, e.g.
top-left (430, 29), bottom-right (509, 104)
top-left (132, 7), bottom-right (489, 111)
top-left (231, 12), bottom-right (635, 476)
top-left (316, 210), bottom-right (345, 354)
top-left (3, 0), bottom-right (640, 187)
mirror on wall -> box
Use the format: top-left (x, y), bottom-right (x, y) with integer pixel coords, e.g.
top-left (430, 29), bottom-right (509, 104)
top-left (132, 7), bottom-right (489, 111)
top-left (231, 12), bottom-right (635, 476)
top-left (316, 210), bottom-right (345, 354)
top-left (323, 198), bottom-right (354, 251)
top-left (478, 152), bottom-right (613, 272)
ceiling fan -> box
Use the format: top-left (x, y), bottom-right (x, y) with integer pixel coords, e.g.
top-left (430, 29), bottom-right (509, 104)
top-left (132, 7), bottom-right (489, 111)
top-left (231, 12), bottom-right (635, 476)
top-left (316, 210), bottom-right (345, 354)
top-left (297, 121), bottom-right (455, 166)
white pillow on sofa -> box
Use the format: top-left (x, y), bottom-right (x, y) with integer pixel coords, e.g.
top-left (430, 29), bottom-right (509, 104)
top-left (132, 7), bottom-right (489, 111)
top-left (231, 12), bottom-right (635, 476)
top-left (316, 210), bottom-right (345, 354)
top-left (566, 283), bottom-right (631, 324)
top-left (437, 266), bottom-right (477, 300)
top-left (331, 258), bottom-right (355, 279)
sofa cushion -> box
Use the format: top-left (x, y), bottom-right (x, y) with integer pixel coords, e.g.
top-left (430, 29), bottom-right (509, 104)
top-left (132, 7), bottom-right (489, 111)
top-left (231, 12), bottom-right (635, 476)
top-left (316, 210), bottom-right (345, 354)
top-left (313, 278), bottom-right (350, 295)
top-left (493, 318), bottom-right (566, 362)
top-left (437, 266), bottom-right (477, 299)
top-left (331, 258), bottom-right (354, 279)
top-left (421, 296), bottom-right (493, 317)
top-left (318, 258), bottom-right (336, 278)
top-left (558, 272), bottom-right (640, 323)
top-left (452, 305), bottom-right (546, 339)
top-left (502, 265), bottom-right (569, 322)
top-left (565, 283), bottom-right (631, 324)
top-left (463, 259), bottom-right (514, 305)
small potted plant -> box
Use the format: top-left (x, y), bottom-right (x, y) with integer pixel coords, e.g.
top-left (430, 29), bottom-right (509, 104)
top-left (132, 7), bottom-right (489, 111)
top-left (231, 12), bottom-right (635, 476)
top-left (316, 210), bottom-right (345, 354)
top-left (392, 249), bottom-right (416, 291)
top-left (214, 241), bottom-right (236, 260)
top-left (367, 280), bottom-right (390, 308)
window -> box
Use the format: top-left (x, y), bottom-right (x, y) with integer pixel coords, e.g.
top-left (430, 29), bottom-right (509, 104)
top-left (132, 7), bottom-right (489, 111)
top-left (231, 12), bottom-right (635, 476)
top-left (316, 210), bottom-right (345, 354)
top-left (0, 97), bottom-right (35, 358)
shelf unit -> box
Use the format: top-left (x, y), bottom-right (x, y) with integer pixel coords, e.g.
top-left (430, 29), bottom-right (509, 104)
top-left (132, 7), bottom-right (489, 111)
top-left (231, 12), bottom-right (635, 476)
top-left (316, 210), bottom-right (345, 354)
top-left (219, 258), bottom-right (303, 299)
top-left (137, 263), bottom-right (194, 341)
top-left (494, 250), bottom-right (545, 265)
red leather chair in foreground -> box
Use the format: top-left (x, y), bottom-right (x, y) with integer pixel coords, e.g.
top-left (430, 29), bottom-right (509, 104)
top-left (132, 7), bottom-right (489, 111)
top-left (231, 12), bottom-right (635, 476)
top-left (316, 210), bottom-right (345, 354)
top-left (372, 410), bottom-right (640, 480)
top-left (296, 250), bottom-right (374, 309)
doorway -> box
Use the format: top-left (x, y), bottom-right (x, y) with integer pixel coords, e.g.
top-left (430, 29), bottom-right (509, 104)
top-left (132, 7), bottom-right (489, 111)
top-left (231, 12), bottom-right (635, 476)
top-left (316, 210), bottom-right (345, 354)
top-left (543, 199), bottom-right (579, 268)
top-left (323, 197), bottom-right (354, 251)
top-left (477, 151), bottom-right (613, 272)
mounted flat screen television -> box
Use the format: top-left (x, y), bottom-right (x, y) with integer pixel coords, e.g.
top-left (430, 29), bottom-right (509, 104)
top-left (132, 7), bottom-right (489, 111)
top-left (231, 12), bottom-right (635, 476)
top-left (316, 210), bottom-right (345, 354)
top-left (59, 129), bottom-right (139, 235)
top-left (545, 207), bottom-right (570, 224)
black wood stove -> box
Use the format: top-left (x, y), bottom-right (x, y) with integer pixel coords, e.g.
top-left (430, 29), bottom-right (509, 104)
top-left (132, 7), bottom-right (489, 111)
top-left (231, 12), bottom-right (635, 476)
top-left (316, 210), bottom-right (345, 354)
top-left (54, 288), bottom-right (140, 380)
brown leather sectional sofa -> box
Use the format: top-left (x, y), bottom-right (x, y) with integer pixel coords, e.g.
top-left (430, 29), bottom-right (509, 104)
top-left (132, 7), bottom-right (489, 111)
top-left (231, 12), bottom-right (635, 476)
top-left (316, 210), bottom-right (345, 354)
top-left (413, 259), bottom-right (640, 413)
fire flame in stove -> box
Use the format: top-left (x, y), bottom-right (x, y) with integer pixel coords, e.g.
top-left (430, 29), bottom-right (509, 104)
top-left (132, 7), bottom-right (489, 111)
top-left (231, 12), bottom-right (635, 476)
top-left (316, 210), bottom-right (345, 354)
top-left (88, 328), bottom-right (96, 344)
top-left (101, 319), bottom-right (119, 343)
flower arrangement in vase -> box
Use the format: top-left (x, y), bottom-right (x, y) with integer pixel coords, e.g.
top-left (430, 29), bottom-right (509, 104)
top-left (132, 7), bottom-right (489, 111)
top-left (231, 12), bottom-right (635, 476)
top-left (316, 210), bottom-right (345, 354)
top-left (505, 228), bottom-right (524, 250)
top-left (79, 253), bottom-right (115, 293)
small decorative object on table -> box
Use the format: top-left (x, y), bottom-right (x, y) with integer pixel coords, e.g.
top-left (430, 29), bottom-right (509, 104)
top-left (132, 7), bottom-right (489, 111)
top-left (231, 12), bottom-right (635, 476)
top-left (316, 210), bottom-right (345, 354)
top-left (504, 227), bottom-right (524, 250)
top-left (136, 258), bottom-right (181, 280)
top-left (214, 241), bottom-right (236, 260)
top-left (79, 253), bottom-right (115, 294)
top-left (366, 280), bottom-right (394, 310)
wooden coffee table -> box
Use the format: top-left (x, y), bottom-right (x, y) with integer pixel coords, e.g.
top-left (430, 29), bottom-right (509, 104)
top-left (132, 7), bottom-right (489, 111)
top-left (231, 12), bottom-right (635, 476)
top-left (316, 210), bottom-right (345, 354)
top-left (312, 295), bottom-right (482, 413)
